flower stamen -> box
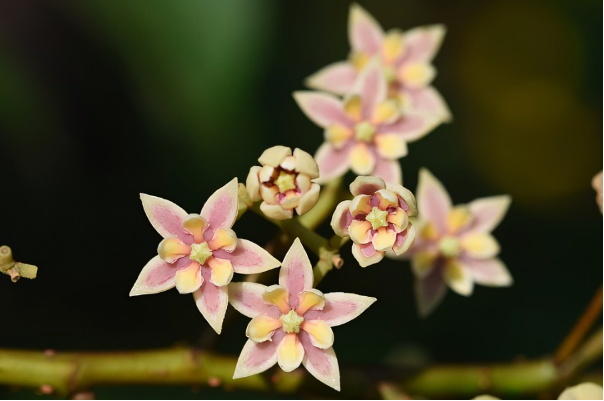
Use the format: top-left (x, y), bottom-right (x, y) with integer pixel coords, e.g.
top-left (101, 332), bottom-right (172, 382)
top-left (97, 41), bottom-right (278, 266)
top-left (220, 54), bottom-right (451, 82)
top-left (366, 207), bottom-right (389, 230)
top-left (190, 242), bottom-right (213, 265)
top-left (280, 310), bottom-right (304, 333)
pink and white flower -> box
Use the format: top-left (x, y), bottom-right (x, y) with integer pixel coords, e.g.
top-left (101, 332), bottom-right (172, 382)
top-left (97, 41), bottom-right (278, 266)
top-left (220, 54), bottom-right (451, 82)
top-left (246, 146), bottom-right (320, 220)
top-left (392, 169), bottom-right (512, 317)
top-left (331, 176), bottom-right (417, 267)
top-left (229, 238), bottom-right (376, 391)
top-left (306, 4), bottom-right (451, 122)
top-left (130, 178), bottom-right (281, 333)
top-left (295, 61), bottom-right (438, 185)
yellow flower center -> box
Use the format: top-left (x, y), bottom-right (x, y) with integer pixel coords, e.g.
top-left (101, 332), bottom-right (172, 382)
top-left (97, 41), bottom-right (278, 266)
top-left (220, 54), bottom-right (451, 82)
top-left (280, 310), bottom-right (304, 333)
top-left (366, 207), bottom-right (389, 230)
top-left (274, 171), bottom-right (296, 193)
top-left (439, 236), bottom-right (460, 257)
top-left (355, 121), bottom-right (375, 142)
top-left (189, 242), bottom-right (212, 265)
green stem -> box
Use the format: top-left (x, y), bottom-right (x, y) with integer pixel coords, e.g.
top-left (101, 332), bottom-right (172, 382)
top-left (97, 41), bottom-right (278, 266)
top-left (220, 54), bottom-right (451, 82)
top-left (298, 177), bottom-right (344, 230)
top-left (280, 218), bottom-right (328, 256)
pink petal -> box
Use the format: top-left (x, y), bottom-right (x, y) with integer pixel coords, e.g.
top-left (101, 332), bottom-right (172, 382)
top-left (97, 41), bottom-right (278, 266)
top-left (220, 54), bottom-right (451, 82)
top-left (233, 330), bottom-right (285, 379)
top-left (348, 3), bottom-right (383, 55)
top-left (351, 242), bottom-right (384, 267)
top-left (279, 238), bottom-right (314, 309)
top-left (406, 86), bottom-right (452, 123)
top-left (372, 158), bottom-right (402, 186)
top-left (330, 200), bottom-right (353, 237)
top-left (129, 255), bottom-right (177, 296)
top-left (194, 266), bottom-right (229, 334)
top-left (414, 261), bottom-right (447, 317)
top-left (416, 168), bottom-right (452, 235)
top-left (140, 194), bottom-right (193, 243)
top-left (228, 282), bottom-right (282, 319)
top-left (401, 24), bottom-right (446, 63)
top-left (213, 239), bottom-right (281, 275)
top-left (200, 178), bottom-right (239, 241)
top-left (304, 292), bottom-right (376, 327)
top-left (305, 61), bottom-right (356, 95)
top-left (377, 113), bottom-right (439, 142)
top-left (352, 60), bottom-right (387, 119)
top-left (314, 142), bottom-right (353, 184)
top-left (349, 175), bottom-right (386, 196)
top-left (299, 330), bottom-right (340, 391)
top-left (293, 91), bottom-right (352, 129)
top-left (465, 195), bottom-right (512, 234)
top-left (461, 257), bottom-right (513, 287)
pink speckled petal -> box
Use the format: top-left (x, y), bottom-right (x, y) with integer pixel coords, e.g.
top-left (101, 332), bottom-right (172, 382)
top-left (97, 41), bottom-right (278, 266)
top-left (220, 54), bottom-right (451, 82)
top-left (330, 200), bottom-right (353, 237)
top-left (352, 60), bottom-right (387, 118)
top-left (193, 267), bottom-right (229, 334)
top-left (414, 261), bottom-right (447, 317)
top-left (305, 61), bottom-right (357, 95)
top-left (200, 178), bottom-right (239, 240)
top-left (214, 239), bottom-right (280, 275)
top-left (299, 330), bottom-right (341, 391)
top-left (466, 195), bottom-right (512, 234)
top-left (129, 255), bottom-right (177, 296)
top-left (402, 24), bottom-right (446, 63)
top-left (461, 257), bottom-right (513, 287)
top-left (304, 292), bottom-right (376, 327)
top-left (314, 142), bottom-right (353, 184)
top-left (377, 113), bottom-right (439, 142)
top-left (233, 330), bottom-right (285, 379)
top-left (406, 87), bottom-right (452, 123)
top-left (293, 91), bottom-right (351, 129)
top-left (417, 168), bottom-right (452, 235)
top-left (279, 238), bottom-right (314, 309)
top-left (348, 3), bottom-right (383, 55)
top-left (140, 194), bottom-right (193, 243)
top-left (372, 158), bottom-right (402, 186)
top-left (228, 282), bottom-right (281, 319)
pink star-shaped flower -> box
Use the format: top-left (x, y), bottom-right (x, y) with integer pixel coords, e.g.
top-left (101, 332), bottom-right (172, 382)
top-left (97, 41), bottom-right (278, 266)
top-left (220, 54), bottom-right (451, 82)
top-left (390, 169), bottom-right (512, 317)
top-left (229, 238), bottom-right (376, 391)
top-left (130, 178), bottom-right (281, 333)
top-left (295, 61), bottom-right (438, 185)
top-left (306, 4), bottom-right (451, 123)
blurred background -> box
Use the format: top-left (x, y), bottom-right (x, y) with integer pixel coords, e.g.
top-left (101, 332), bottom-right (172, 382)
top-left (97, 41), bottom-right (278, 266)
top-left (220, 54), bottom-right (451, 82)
top-left (0, 0), bottom-right (601, 399)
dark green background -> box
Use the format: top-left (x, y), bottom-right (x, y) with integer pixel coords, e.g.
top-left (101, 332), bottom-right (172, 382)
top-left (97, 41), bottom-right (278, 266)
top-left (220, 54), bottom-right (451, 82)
top-left (0, 0), bottom-right (601, 399)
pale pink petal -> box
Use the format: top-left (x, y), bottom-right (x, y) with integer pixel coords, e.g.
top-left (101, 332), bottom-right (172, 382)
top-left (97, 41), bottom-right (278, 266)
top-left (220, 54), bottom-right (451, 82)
top-left (314, 142), bottom-right (353, 184)
top-left (349, 175), bottom-right (386, 196)
top-left (377, 113), bottom-right (439, 142)
top-left (279, 238), bottom-right (314, 309)
top-left (351, 60), bottom-right (387, 118)
top-left (348, 3), bottom-right (384, 55)
top-left (296, 183), bottom-right (321, 215)
top-left (406, 86), bottom-right (452, 123)
top-left (351, 242), bottom-right (384, 267)
top-left (194, 267), bottom-right (229, 334)
top-left (260, 202), bottom-right (293, 220)
top-left (200, 178), bottom-right (238, 240)
top-left (417, 168), bottom-right (452, 235)
top-left (293, 92), bottom-right (351, 129)
top-left (392, 225), bottom-right (416, 255)
top-left (129, 255), bottom-right (177, 296)
top-left (461, 257), bottom-right (513, 287)
top-left (305, 61), bottom-right (356, 95)
top-left (228, 282), bottom-right (281, 319)
top-left (213, 239), bottom-right (281, 275)
top-left (414, 261), bottom-right (447, 317)
top-left (330, 200), bottom-right (353, 237)
top-left (372, 158), bottom-right (402, 186)
top-left (299, 331), bottom-right (340, 391)
top-left (246, 166), bottom-right (262, 202)
top-left (233, 330), bottom-right (285, 379)
top-left (293, 148), bottom-right (320, 179)
top-left (140, 194), bottom-right (193, 243)
top-left (401, 24), bottom-right (446, 63)
top-left (443, 259), bottom-right (474, 296)
top-left (304, 292), bottom-right (376, 327)
top-left (258, 146), bottom-right (291, 168)
top-left (466, 195), bottom-right (512, 234)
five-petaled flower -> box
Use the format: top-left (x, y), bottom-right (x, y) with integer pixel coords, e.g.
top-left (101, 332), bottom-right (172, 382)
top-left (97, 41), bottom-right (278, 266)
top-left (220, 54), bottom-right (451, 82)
top-left (130, 178), bottom-right (281, 333)
top-left (246, 146), bottom-right (321, 220)
top-left (331, 176), bottom-right (417, 267)
top-left (229, 238), bottom-right (376, 391)
top-left (295, 61), bottom-right (438, 185)
top-left (306, 3), bottom-right (451, 123)
top-left (391, 169), bottom-right (512, 317)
